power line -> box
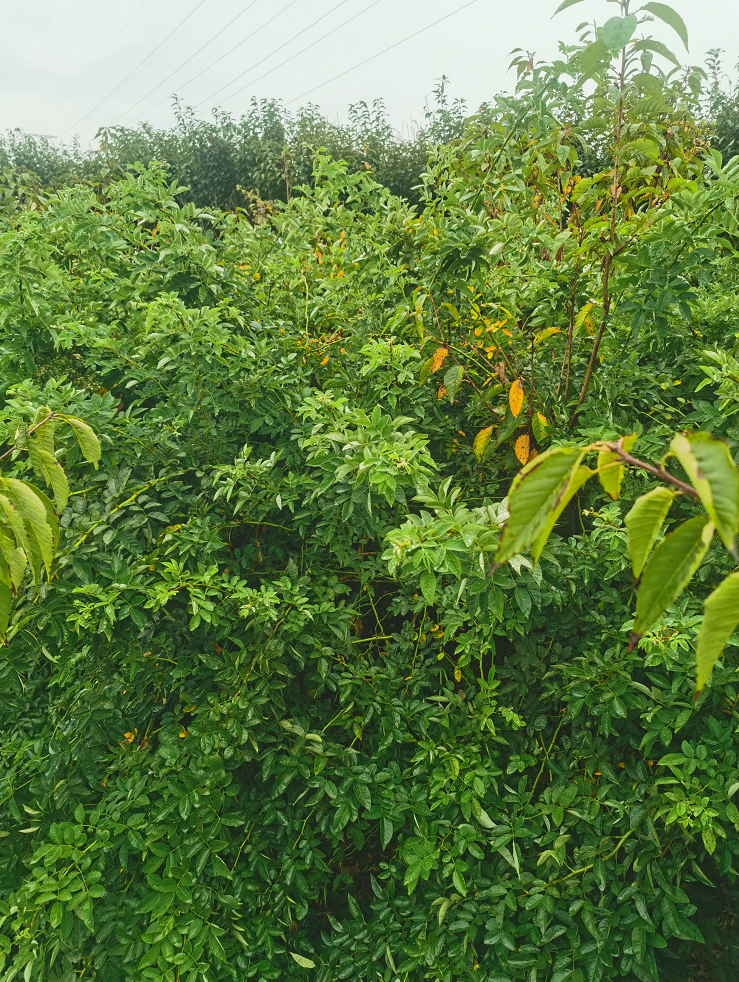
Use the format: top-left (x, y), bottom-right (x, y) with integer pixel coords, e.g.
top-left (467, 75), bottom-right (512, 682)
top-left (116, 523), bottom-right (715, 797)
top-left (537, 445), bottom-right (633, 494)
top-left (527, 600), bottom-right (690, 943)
top-left (129, 0), bottom-right (303, 124)
top-left (149, 0), bottom-right (220, 62)
top-left (113, 0), bottom-right (261, 125)
top-left (44, 0), bottom-right (150, 130)
top-left (209, 0), bottom-right (385, 109)
top-left (198, 0), bottom-right (354, 107)
top-left (62, 0), bottom-right (211, 137)
top-left (287, 0), bottom-right (479, 105)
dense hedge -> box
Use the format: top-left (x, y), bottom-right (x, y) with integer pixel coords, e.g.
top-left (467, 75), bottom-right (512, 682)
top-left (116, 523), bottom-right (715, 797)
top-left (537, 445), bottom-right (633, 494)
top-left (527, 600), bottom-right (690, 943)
top-left (2, 7), bottom-right (739, 982)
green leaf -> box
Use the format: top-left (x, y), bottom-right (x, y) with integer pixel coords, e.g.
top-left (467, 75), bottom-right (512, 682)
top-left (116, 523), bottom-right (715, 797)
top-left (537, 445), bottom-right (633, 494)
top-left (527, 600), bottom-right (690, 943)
top-left (695, 573), bottom-right (739, 692)
top-left (380, 815), bottom-right (394, 848)
top-left (632, 516), bottom-right (714, 637)
top-left (632, 73), bottom-right (664, 97)
top-left (71, 557), bottom-right (93, 585)
top-left (626, 138), bottom-right (661, 160)
top-left (452, 868), bottom-right (467, 896)
top-left (553, 0), bottom-right (587, 15)
top-left (597, 435), bottom-right (636, 500)
top-left (631, 37), bottom-right (681, 68)
top-left (1, 480), bottom-right (55, 579)
top-left (601, 14), bottom-right (637, 50)
top-left (496, 447), bottom-right (587, 565)
top-left (31, 446), bottom-right (70, 512)
top-left (639, 2), bottom-right (689, 49)
top-left (581, 39), bottom-right (610, 75)
top-left (444, 365), bottom-right (463, 403)
top-left (0, 581), bottom-right (11, 639)
top-left (0, 529), bottom-right (27, 589)
top-left (625, 486), bottom-right (675, 578)
top-left (670, 432), bottom-right (739, 554)
top-left (420, 569), bottom-right (436, 605)
top-left (64, 417), bottom-right (101, 469)
top-left (290, 952), bottom-right (316, 969)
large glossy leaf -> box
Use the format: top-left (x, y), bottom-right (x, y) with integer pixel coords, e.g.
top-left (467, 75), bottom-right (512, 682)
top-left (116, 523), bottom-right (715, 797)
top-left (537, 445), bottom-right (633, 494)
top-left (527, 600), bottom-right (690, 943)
top-left (632, 516), bottom-right (714, 637)
top-left (601, 14), bottom-right (637, 50)
top-left (639, 1), bottom-right (688, 50)
top-left (670, 432), bottom-right (739, 554)
top-left (531, 465), bottom-right (595, 563)
top-left (695, 573), bottom-right (739, 692)
top-left (495, 447), bottom-right (586, 564)
top-left (625, 486), bottom-right (675, 578)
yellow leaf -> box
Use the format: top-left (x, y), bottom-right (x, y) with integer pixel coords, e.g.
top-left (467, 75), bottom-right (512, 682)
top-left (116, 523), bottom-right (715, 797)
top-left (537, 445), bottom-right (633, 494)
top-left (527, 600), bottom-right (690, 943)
top-left (509, 379), bottom-right (524, 417)
top-left (534, 327), bottom-right (562, 344)
top-left (454, 667), bottom-right (462, 682)
top-left (515, 434), bottom-right (530, 464)
top-left (437, 384), bottom-right (447, 400)
top-left (473, 426), bottom-right (493, 461)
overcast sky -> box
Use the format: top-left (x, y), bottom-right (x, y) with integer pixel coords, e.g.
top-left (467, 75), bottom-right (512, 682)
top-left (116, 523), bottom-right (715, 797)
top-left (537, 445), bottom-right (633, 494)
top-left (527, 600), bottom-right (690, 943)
top-left (3, 0), bottom-right (737, 145)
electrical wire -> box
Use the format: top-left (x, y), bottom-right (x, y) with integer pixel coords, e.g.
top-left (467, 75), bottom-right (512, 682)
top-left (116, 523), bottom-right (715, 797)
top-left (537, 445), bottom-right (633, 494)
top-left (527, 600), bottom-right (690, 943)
top-left (62, 0), bottom-right (211, 137)
top-left (129, 0), bottom-right (303, 123)
top-left (44, 0), bottom-right (150, 130)
top-left (112, 0), bottom-right (261, 124)
top-left (207, 0), bottom-right (385, 110)
top-left (198, 0), bottom-right (354, 107)
top-left (286, 0), bottom-right (479, 104)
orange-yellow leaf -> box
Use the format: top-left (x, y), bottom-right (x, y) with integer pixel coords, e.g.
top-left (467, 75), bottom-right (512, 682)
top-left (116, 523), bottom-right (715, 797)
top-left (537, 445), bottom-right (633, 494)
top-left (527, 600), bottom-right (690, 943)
top-left (437, 384), bottom-right (447, 400)
top-left (509, 379), bottom-right (524, 417)
top-left (473, 426), bottom-right (494, 462)
top-left (431, 347), bottom-right (449, 373)
top-left (514, 434), bottom-right (530, 464)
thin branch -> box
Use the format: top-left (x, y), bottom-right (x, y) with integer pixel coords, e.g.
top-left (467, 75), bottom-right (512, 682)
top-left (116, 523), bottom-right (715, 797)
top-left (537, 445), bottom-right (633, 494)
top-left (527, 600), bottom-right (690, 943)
top-left (601, 440), bottom-right (698, 499)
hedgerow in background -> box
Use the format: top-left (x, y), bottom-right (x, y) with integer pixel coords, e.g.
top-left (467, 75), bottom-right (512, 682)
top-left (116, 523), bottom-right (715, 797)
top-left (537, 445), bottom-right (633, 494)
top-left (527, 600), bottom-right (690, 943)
top-left (0, 81), bottom-right (468, 215)
top-left (1, 3), bottom-right (739, 982)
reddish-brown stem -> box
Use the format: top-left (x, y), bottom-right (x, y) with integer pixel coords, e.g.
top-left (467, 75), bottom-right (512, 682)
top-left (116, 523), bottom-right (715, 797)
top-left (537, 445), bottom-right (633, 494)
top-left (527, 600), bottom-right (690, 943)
top-left (602, 440), bottom-right (698, 499)
top-left (569, 37), bottom-right (628, 429)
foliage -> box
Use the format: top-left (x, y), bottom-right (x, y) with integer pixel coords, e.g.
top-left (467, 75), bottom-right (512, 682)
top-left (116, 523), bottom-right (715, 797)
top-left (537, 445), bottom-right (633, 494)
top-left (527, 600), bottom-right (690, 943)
top-left (0, 83), bottom-right (468, 214)
top-left (1, 4), bottom-right (739, 982)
